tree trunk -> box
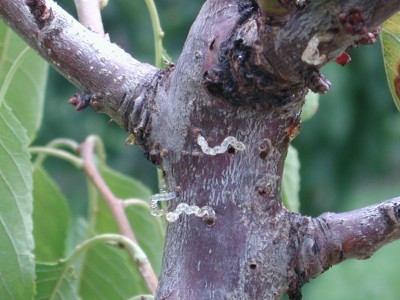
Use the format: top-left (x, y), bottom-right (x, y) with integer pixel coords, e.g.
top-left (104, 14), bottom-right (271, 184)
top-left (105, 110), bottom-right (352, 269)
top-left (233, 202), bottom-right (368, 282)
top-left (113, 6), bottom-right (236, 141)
top-left (151, 4), bottom-right (304, 299)
top-left (150, 1), bottom-right (400, 299)
top-left (1, 0), bottom-right (400, 299)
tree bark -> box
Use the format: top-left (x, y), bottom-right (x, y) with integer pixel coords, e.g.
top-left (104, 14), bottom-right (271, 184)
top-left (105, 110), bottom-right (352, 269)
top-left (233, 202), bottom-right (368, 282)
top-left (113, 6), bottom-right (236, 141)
top-left (1, 0), bottom-right (400, 299)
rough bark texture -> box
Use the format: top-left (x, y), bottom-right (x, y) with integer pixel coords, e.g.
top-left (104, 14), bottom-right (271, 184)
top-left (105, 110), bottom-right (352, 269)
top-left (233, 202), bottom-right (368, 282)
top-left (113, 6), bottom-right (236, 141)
top-left (1, 0), bottom-right (159, 128)
top-left (150, 1), bottom-right (400, 299)
top-left (1, 0), bottom-right (400, 299)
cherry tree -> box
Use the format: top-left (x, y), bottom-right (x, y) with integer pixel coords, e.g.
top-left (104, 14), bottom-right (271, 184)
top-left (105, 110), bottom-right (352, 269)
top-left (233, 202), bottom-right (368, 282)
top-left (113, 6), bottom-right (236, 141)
top-left (0, 0), bottom-right (399, 299)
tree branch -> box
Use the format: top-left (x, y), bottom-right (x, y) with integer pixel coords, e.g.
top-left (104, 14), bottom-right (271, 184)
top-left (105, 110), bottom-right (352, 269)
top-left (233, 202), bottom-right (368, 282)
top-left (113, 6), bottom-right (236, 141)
top-left (0, 0), bottom-right (159, 133)
top-left (73, 0), bottom-right (105, 36)
top-left (320, 199), bottom-right (400, 260)
top-left (287, 198), bottom-right (400, 297)
top-left (268, 0), bottom-right (400, 90)
top-left (79, 136), bottom-right (158, 294)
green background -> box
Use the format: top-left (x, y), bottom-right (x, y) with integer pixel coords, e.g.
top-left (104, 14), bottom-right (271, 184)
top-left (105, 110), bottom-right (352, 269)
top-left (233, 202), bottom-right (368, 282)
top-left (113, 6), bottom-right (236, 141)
top-left (35, 1), bottom-right (400, 299)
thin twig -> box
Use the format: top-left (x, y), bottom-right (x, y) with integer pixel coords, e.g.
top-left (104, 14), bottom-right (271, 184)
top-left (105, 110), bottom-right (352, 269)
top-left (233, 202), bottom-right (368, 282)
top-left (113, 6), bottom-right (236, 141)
top-left (54, 234), bottom-right (148, 299)
top-left (62, 2), bottom-right (158, 291)
top-left (79, 136), bottom-right (158, 294)
top-left (73, 0), bottom-right (105, 36)
top-left (144, 0), bottom-right (165, 67)
top-left (29, 146), bottom-right (83, 168)
top-left (32, 138), bottom-right (80, 169)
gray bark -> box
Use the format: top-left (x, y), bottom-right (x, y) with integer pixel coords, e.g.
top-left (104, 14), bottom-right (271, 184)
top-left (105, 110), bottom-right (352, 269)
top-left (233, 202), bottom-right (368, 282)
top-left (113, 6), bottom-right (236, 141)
top-left (1, 0), bottom-right (400, 299)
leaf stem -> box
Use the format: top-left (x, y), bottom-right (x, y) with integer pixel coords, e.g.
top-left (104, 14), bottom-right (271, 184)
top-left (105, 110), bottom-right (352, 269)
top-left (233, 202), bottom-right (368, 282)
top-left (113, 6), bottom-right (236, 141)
top-left (29, 146), bottom-right (83, 168)
top-left (144, 0), bottom-right (165, 67)
top-left (65, 233), bottom-right (148, 265)
top-left (124, 198), bottom-right (150, 209)
top-left (51, 234), bottom-right (149, 300)
top-left (86, 135), bottom-right (106, 165)
top-left (32, 138), bottom-right (80, 169)
top-left (86, 178), bottom-right (99, 237)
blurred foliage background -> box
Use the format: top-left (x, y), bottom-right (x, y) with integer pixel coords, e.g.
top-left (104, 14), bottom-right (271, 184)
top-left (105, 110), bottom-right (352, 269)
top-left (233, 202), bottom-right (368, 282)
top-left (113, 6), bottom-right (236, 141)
top-left (34, 1), bottom-right (400, 299)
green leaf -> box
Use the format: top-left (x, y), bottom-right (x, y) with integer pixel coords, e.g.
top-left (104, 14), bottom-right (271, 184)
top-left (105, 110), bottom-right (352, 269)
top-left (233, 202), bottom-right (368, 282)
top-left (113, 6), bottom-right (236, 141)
top-left (303, 242), bottom-right (400, 299)
top-left (0, 21), bottom-right (48, 299)
top-left (381, 12), bottom-right (400, 111)
top-left (33, 167), bottom-right (70, 262)
top-left (79, 242), bottom-right (150, 299)
top-left (0, 21), bottom-right (48, 141)
top-left (35, 262), bottom-right (80, 300)
top-left (35, 232), bottom-right (153, 300)
top-left (100, 166), bottom-right (164, 272)
top-left (282, 145), bottom-right (301, 212)
top-left (101, 166), bottom-right (153, 200)
top-left (301, 91), bottom-right (319, 121)
top-left (35, 218), bottom-right (89, 300)
top-left (66, 217), bottom-right (90, 257)
top-left (78, 166), bottom-right (164, 299)
top-left (0, 104), bottom-right (34, 299)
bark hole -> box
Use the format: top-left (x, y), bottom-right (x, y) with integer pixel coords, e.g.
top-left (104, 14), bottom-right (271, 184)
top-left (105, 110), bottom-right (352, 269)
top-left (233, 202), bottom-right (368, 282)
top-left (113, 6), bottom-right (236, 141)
top-left (259, 149), bottom-right (268, 160)
top-left (209, 37), bottom-right (217, 50)
top-left (257, 187), bottom-right (268, 197)
top-left (203, 215), bottom-right (216, 226)
top-left (227, 146), bottom-right (236, 155)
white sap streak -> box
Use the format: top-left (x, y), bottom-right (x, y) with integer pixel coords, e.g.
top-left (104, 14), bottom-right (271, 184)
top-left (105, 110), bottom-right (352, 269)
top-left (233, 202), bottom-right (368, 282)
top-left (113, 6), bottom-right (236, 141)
top-left (197, 134), bottom-right (246, 156)
top-left (150, 191), bottom-right (216, 223)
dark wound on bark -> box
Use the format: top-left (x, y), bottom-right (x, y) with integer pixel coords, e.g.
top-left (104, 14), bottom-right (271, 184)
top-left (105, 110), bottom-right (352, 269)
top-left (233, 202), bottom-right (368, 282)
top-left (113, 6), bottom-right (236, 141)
top-left (25, 0), bottom-right (53, 29)
top-left (203, 2), bottom-right (304, 106)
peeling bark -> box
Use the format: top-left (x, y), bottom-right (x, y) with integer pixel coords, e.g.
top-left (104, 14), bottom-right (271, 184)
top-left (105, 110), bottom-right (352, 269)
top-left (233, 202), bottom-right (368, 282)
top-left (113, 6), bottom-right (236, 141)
top-left (1, 0), bottom-right (400, 299)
